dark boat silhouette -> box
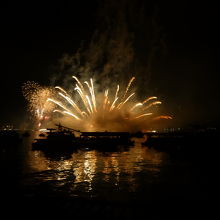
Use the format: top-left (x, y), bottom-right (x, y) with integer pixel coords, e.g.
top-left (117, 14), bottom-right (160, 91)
top-left (32, 124), bottom-right (134, 152)
top-left (78, 131), bottom-right (133, 148)
top-left (32, 127), bottom-right (75, 151)
top-left (142, 129), bottom-right (219, 156)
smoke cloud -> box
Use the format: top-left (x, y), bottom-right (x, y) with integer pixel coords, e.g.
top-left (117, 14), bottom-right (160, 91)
top-left (50, 0), bottom-right (165, 96)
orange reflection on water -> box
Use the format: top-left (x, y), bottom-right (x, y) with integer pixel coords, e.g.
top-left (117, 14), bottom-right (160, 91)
top-left (73, 151), bottom-right (97, 192)
top-left (27, 142), bottom-right (166, 192)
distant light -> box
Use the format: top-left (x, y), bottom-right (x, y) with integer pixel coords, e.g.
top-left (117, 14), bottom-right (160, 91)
top-left (39, 128), bottom-right (48, 132)
top-left (152, 130), bottom-right (157, 133)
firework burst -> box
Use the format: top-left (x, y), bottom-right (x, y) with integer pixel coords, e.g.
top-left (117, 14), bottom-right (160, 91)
top-left (23, 77), bottom-right (172, 131)
top-left (22, 81), bottom-right (55, 127)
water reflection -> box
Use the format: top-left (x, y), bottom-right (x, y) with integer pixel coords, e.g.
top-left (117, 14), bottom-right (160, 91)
top-left (25, 139), bottom-right (167, 198)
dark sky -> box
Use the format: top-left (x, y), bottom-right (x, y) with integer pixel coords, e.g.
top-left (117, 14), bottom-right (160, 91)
top-left (0, 1), bottom-right (219, 127)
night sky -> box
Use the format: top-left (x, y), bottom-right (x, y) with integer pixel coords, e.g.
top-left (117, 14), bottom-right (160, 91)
top-left (0, 1), bottom-right (219, 128)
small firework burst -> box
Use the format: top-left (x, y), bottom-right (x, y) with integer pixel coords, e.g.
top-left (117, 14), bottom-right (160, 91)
top-left (22, 81), bottom-right (55, 126)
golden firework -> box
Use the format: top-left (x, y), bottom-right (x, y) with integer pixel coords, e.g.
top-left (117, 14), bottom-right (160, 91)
top-left (23, 77), bottom-right (172, 131)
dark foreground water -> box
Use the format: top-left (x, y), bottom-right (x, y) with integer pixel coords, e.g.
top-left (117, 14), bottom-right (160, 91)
top-left (0, 133), bottom-right (218, 218)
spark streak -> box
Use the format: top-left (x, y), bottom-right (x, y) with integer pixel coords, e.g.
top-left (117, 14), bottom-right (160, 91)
top-left (130, 103), bottom-right (143, 111)
top-left (134, 113), bottom-right (153, 119)
top-left (117, 93), bottom-right (135, 109)
top-left (123, 76), bottom-right (135, 99)
top-left (55, 86), bottom-right (68, 95)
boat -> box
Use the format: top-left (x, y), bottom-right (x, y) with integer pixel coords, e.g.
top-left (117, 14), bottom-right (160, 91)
top-left (78, 131), bottom-right (134, 148)
top-left (32, 124), bottom-right (134, 152)
top-left (32, 127), bottom-right (76, 151)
